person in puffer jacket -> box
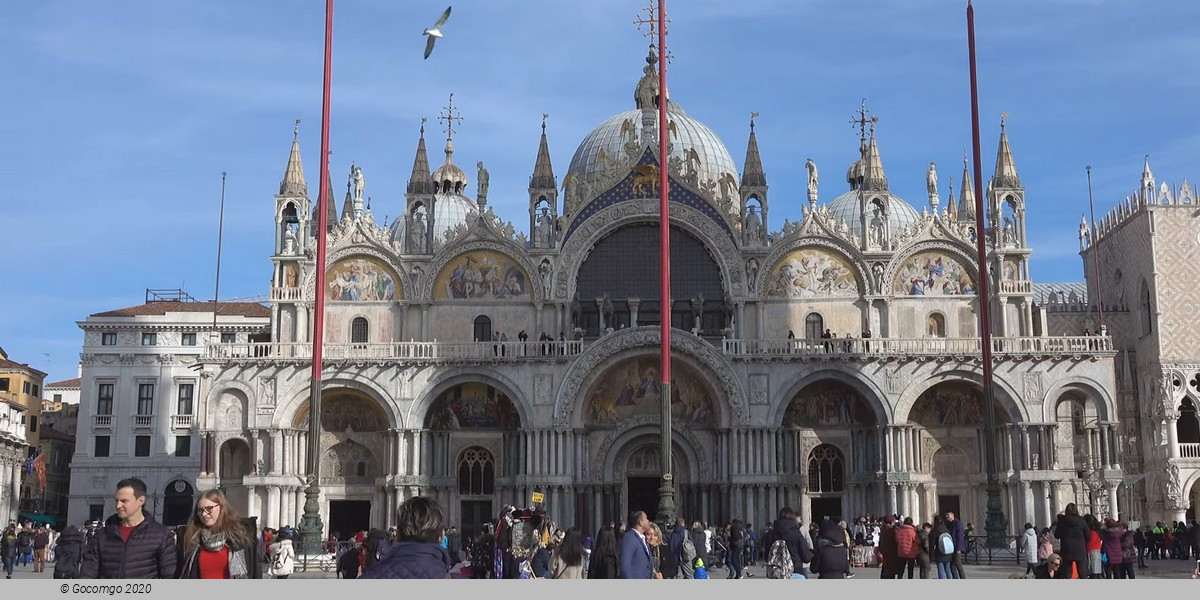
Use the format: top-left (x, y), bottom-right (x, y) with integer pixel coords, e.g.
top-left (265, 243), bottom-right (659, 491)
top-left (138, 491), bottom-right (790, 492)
top-left (1099, 519), bottom-right (1130, 579)
top-left (361, 496), bottom-right (454, 579)
top-left (894, 517), bottom-right (920, 578)
top-left (53, 526), bottom-right (85, 579)
top-left (1021, 523), bottom-right (1038, 575)
top-left (1119, 524), bottom-right (1137, 579)
top-left (809, 520), bottom-right (849, 579)
top-left (80, 478), bottom-right (177, 579)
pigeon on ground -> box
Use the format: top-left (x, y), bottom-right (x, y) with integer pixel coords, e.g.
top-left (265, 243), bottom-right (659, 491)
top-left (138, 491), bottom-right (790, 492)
top-left (423, 6), bottom-right (452, 59)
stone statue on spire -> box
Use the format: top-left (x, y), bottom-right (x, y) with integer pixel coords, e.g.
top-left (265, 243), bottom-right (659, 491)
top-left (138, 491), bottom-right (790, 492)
top-left (476, 161), bottom-right (489, 202)
top-left (806, 158), bottom-right (819, 203)
top-left (352, 164), bottom-right (365, 204)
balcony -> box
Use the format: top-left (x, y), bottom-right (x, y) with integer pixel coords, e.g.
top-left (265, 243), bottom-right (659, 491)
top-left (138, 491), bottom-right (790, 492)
top-left (721, 335), bottom-right (1114, 361)
top-left (93, 415), bottom-right (113, 429)
top-left (270, 287), bottom-right (304, 301)
top-left (204, 340), bottom-right (587, 364)
top-left (170, 415), bottom-right (194, 430)
top-left (132, 414), bottom-right (154, 430)
top-left (999, 280), bottom-right (1033, 294)
top-left (1180, 443), bottom-right (1200, 459)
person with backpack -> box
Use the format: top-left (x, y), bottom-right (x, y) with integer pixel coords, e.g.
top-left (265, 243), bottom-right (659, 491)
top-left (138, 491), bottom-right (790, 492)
top-left (765, 507), bottom-right (812, 579)
top-left (930, 515), bottom-right (955, 579)
top-left (267, 528), bottom-right (295, 579)
top-left (726, 521), bottom-right (746, 579)
top-left (894, 517), bottom-right (920, 578)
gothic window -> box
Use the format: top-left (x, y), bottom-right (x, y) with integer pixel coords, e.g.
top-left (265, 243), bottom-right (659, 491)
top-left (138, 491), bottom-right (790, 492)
top-left (458, 447), bottom-right (495, 496)
top-left (807, 444), bottom-right (845, 493)
top-left (1140, 279), bottom-right (1152, 335)
top-left (351, 317), bottom-right (369, 344)
top-left (1178, 398), bottom-right (1200, 444)
top-left (473, 316), bottom-right (492, 342)
top-left (927, 313), bottom-right (946, 338)
top-left (804, 313), bottom-right (824, 340)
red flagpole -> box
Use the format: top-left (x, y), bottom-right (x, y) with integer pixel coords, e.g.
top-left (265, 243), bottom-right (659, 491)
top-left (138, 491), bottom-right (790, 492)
top-left (656, 0), bottom-right (676, 525)
top-left (302, 0), bottom-right (334, 552)
top-left (967, 0), bottom-right (1005, 546)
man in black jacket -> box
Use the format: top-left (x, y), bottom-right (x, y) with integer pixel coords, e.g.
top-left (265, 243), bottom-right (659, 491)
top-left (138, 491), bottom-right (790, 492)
top-left (765, 507), bottom-right (813, 578)
top-left (80, 478), bottom-right (176, 579)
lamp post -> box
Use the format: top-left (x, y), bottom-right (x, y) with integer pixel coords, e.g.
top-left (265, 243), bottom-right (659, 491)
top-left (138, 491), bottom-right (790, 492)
top-left (299, 0), bottom-right (334, 555)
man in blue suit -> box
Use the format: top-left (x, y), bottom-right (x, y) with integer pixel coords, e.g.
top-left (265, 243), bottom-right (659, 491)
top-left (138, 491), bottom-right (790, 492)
top-left (619, 511), bottom-right (656, 579)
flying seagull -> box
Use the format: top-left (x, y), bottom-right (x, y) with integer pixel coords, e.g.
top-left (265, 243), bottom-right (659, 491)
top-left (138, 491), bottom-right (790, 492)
top-left (423, 6), bottom-right (452, 60)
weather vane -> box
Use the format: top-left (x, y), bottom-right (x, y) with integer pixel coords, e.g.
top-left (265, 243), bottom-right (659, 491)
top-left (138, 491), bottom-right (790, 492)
top-left (1000, 112), bottom-right (1010, 130)
top-left (542, 113), bottom-right (549, 133)
top-left (439, 93), bottom-right (463, 140)
top-left (633, 5), bottom-right (673, 63)
top-left (850, 98), bottom-right (878, 141)
top-left (750, 111), bottom-right (759, 131)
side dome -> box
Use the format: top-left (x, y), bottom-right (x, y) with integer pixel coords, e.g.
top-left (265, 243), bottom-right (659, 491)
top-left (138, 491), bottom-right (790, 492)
top-left (390, 191), bottom-right (478, 246)
top-left (825, 190), bottom-right (921, 239)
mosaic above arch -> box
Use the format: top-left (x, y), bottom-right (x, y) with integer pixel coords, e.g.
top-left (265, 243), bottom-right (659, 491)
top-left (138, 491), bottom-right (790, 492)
top-left (425, 383), bottom-right (521, 431)
top-left (326, 255), bottom-right (401, 302)
top-left (893, 251), bottom-right (975, 296)
top-left (909, 381), bottom-right (1007, 426)
top-left (764, 247), bottom-right (859, 298)
top-left (293, 391), bottom-right (389, 432)
top-left (433, 249), bottom-right (532, 300)
top-left (586, 356), bottom-right (715, 427)
top-left (783, 380), bottom-right (875, 428)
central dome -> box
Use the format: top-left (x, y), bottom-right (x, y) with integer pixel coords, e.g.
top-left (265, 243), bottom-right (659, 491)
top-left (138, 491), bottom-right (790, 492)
top-left (826, 189), bottom-right (921, 238)
top-left (566, 106), bottom-right (739, 194)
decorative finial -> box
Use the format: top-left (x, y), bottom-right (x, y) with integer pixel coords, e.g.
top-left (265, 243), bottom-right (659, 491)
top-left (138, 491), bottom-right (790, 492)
top-left (542, 113), bottom-right (549, 134)
top-left (750, 111), bottom-right (759, 132)
top-left (420, 117), bottom-right (427, 136)
top-left (438, 92), bottom-right (463, 140)
top-left (634, 4), bottom-right (658, 37)
top-left (850, 99), bottom-right (877, 142)
top-left (1000, 112), bottom-right (1009, 131)
top-left (293, 118), bottom-right (300, 140)
top-left (963, 150), bottom-right (969, 167)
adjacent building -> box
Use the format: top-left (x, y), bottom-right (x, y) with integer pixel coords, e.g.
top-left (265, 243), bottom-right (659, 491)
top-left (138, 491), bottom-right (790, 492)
top-left (67, 290), bottom-right (270, 526)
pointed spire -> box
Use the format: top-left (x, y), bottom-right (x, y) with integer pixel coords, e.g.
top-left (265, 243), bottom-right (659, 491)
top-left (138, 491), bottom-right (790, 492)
top-left (1141, 154), bottom-right (1155, 199)
top-left (279, 119), bottom-right (308, 196)
top-left (993, 113), bottom-right (1021, 188)
top-left (861, 127), bottom-right (888, 191)
top-left (946, 175), bottom-right (958, 220)
top-left (740, 112), bottom-right (766, 188)
top-left (323, 152), bottom-right (337, 230)
top-left (958, 154), bottom-right (976, 222)
top-left (407, 119), bottom-right (434, 195)
top-left (341, 163), bottom-right (355, 221)
top-left (529, 113), bottom-right (557, 190)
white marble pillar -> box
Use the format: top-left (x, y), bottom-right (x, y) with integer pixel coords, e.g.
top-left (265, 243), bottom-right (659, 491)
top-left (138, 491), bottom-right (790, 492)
top-left (925, 482), bottom-right (938, 523)
top-left (756, 303), bottom-right (765, 340)
top-left (888, 483), bottom-right (898, 515)
top-left (1168, 417), bottom-right (1180, 458)
top-left (420, 304), bottom-right (430, 341)
top-left (266, 486), bottom-right (281, 528)
top-left (1106, 482), bottom-right (1119, 520)
top-left (270, 430), bottom-right (282, 474)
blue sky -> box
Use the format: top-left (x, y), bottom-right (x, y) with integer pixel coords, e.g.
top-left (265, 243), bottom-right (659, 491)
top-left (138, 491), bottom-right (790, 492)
top-left (4, 0), bottom-right (1199, 383)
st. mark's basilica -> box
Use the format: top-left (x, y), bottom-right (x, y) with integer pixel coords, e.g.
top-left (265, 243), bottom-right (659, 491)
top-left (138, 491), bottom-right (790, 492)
top-left (69, 47), bottom-right (1200, 541)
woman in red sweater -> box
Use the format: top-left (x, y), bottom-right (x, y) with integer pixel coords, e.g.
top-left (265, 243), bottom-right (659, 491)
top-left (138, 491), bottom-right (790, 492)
top-left (177, 489), bottom-right (261, 579)
top-left (1084, 514), bottom-right (1103, 579)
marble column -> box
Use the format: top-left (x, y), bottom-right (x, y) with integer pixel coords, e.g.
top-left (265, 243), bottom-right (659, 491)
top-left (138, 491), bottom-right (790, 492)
top-left (266, 486), bottom-right (281, 529)
top-left (270, 430), bottom-right (282, 475)
top-left (1040, 481), bottom-right (1052, 528)
top-left (247, 485), bottom-right (259, 521)
top-left (1106, 482), bottom-right (1120, 520)
top-left (888, 483), bottom-right (898, 515)
top-left (1168, 417), bottom-right (1180, 458)
top-left (925, 482), bottom-right (938, 523)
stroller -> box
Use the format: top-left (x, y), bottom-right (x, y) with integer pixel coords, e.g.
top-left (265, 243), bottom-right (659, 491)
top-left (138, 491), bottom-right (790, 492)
top-left (713, 534), bottom-right (729, 569)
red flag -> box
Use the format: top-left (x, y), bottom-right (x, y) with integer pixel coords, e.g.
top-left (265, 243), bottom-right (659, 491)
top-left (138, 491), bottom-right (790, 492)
top-left (33, 452), bottom-right (46, 489)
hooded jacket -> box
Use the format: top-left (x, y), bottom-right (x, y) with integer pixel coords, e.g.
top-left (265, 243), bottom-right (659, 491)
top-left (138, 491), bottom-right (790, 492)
top-left (79, 513), bottom-right (176, 579)
top-left (809, 522), bottom-right (848, 579)
top-left (53, 528), bottom-right (85, 579)
top-left (360, 541), bottom-right (453, 579)
top-left (1054, 513), bottom-right (1089, 563)
top-left (767, 518), bottom-right (813, 574)
top-left (1021, 527), bottom-right (1038, 563)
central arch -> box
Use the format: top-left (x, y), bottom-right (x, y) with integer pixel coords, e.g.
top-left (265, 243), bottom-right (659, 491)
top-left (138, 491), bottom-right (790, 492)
top-left (771, 368), bottom-right (892, 427)
top-left (894, 369), bottom-right (1025, 424)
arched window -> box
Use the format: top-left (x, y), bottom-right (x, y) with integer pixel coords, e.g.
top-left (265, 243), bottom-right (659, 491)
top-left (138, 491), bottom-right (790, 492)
top-left (1140, 279), bottom-right (1153, 335)
top-left (458, 447), bottom-right (495, 496)
top-left (1178, 398), bottom-right (1200, 444)
top-left (350, 317), bottom-right (369, 344)
top-left (804, 313), bottom-right (824, 340)
top-left (473, 315), bottom-right (493, 342)
top-left (927, 313), bottom-right (946, 337)
top-left (807, 444), bottom-right (845, 493)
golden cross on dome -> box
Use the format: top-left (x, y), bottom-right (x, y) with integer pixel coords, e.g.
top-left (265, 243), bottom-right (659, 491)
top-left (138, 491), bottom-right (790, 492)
top-left (633, 4), bottom-right (658, 37)
top-left (438, 93), bottom-right (463, 140)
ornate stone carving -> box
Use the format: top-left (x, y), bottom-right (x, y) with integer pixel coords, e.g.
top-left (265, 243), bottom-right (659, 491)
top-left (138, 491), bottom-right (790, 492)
top-left (257, 377), bottom-right (277, 415)
top-left (885, 367), bottom-right (906, 395)
top-left (92, 475), bottom-right (106, 489)
top-left (588, 415), bottom-right (711, 482)
top-left (80, 353), bottom-right (97, 366)
top-left (553, 327), bottom-right (748, 426)
top-left (534, 374), bottom-right (553, 406)
top-left (1022, 372), bottom-right (1043, 403)
top-left (119, 354), bottom-right (135, 365)
top-left (749, 374), bottom-right (768, 405)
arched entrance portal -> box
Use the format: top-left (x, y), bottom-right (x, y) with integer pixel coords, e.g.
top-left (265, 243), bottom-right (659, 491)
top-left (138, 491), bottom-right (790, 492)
top-left (294, 388), bottom-right (391, 538)
top-left (782, 379), bottom-right (877, 525)
top-left (425, 382), bottom-right (520, 532)
top-left (910, 381), bottom-right (1009, 526)
top-left (218, 439), bottom-right (251, 515)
